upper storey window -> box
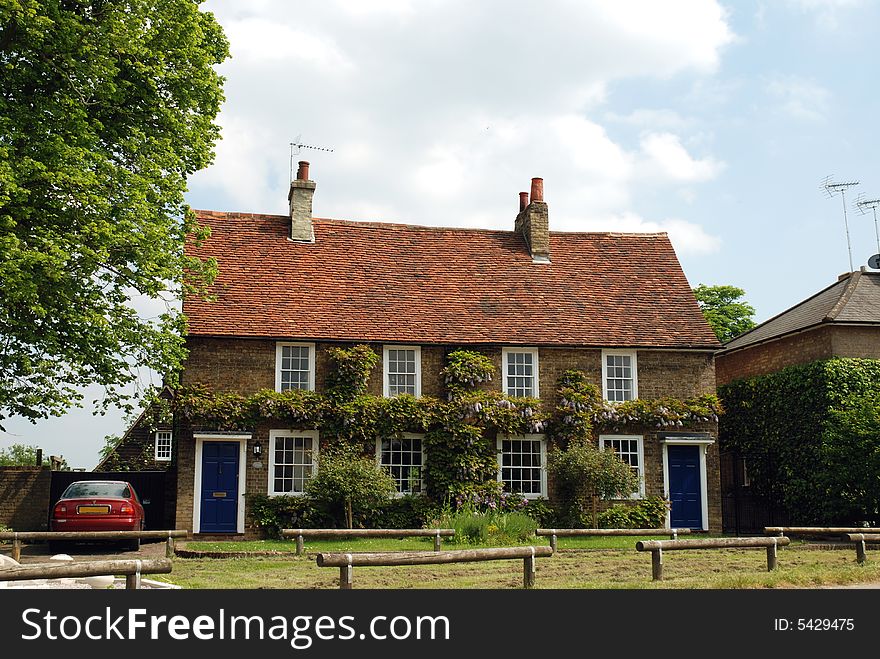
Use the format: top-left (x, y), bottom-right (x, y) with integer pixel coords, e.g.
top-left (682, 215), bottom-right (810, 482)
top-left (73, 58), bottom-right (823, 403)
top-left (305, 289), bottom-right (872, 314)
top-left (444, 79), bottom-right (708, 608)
top-left (384, 346), bottom-right (421, 397)
top-left (502, 348), bottom-right (539, 398)
top-left (602, 350), bottom-right (637, 402)
top-left (275, 342), bottom-right (315, 392)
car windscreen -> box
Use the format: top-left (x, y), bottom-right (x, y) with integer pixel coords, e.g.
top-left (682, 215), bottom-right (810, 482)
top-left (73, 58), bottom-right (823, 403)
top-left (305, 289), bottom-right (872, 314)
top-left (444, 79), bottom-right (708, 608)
top-left (61, 482), bottom-right (129, 499)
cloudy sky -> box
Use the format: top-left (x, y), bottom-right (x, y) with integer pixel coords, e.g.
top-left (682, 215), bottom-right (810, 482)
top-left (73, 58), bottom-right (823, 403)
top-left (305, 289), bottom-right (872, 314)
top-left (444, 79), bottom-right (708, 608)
top-left (4, 0), bottom-right (880, 468)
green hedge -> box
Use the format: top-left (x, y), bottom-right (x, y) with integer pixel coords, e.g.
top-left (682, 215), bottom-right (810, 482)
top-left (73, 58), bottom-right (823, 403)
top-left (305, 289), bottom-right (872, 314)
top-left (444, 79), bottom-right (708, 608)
top-left (719, 358), bottom-right (880, 525)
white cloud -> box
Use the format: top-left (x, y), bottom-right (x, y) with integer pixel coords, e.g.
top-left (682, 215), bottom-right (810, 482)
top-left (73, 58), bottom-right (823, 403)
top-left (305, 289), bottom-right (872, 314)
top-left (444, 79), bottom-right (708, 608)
top-left (639, 133), bottom-right (725, 183)
top-left (561, 211), bottom-right (721, 255)
top-left (195, 0), bottom-right (731, 244)
top-left (764, 76), bottom-right (831, 122)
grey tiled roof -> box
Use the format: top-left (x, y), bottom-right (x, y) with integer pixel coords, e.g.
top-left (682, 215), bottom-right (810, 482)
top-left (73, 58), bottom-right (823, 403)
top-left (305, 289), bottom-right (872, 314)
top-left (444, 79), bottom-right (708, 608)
top-left (722, 271), bottom-right (880, 352)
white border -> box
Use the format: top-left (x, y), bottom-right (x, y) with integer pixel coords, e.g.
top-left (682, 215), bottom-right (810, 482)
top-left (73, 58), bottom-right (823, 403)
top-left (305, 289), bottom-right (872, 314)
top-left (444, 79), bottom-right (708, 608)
top-left (601, 349), bottom-right (638, 401)
top-left (661, 437), bottom-right (715, 531)
top-left (496, 434), bottom-right (547, 499)
top-left (598, 434), bottom-right (645, 498)
top-left (375, 433), bottom-right (426, 496)
top-left (501, 347), bottom-right (540, 398)
top-left (383, 345), bottom-right (422, 397)
top-left (275, 342), bottom-right (316, 392)
top-left (154, 430), bottom-right (172, 462)
top-left (192, 433), bottom-right (250, 534)
top-left (267, 429), bottom-right (320, 496)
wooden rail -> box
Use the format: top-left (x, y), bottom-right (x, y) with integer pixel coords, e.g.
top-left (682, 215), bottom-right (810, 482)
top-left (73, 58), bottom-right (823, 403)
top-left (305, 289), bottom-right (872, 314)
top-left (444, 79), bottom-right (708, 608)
top-left (281, 528), bottom-right (455, 555)
top-left (0, 530), bottom-right (188, 561)
top-left (765, 526), bottom-right (880, 537)
top-left (316, 545), bottom-right (554, 589)
top-left (845, 534), bottom-right (880, 564)
top-left (0, 558), bottom-right (172, 589)
top-left (636, 536), bottom-right (790, 581)
top-left (536, 528), bottom-right (691, 552)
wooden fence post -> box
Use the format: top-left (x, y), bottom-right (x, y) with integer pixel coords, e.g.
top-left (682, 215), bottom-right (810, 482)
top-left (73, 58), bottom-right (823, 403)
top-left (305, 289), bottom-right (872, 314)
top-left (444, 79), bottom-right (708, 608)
top-left (856, 539), bottom-right (867, 565)
top-left (12, 534), bottom-right (21, 562)
top-left (523, 547), bottom-right (536, 589)
top-left (296, 533), bottom-right (305, 557)
top-left (125, 560), bottom-right (142, 590)
top-left (434, 531), bottom-right (441, 552)
top-left (165, 536), bottom-right (175, 559)
top-left (549, 531), bottom-right (558, 554)
top-left (766, 540), bottom-right (778, 571)
top-left (651, 548), bottom-right (663, 581)
top-left (338, 554), bottom-right (354, 590)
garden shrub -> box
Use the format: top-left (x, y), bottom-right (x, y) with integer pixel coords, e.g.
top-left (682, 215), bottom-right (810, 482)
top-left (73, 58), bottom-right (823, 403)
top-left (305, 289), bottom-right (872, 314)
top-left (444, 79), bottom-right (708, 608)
top-left (432, 505), bottom-right (537, 545)
top-left (304, 443), bottom-right (396, 528)
top-left (245, 493), bottom-right (333, 538)
top-left (720, 358), bottom-right (880, 525)
top-left (370, 494), bottom-right (442, 529)
top-left (597, 496), bottom-right (669, 529)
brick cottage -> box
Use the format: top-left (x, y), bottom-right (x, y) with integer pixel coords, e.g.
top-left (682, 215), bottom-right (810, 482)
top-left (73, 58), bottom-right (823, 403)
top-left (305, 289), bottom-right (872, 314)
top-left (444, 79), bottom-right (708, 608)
top-left (110, 163), bottom-right (722, 535)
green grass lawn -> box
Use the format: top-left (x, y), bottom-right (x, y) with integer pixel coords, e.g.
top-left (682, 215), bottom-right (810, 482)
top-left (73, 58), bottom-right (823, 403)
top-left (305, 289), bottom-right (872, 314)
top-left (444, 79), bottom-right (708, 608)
top-left (160, 539), bottom-right (880, 589)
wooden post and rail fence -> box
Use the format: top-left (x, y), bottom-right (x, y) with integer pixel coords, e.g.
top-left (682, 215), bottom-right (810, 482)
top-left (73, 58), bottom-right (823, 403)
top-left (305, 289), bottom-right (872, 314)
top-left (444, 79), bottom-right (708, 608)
top-left (765, 526), bottom-right (880, 537)
top-left (845, 534), bottom-right (880, 565)
top-left (0, 530), bottom-right (188, 561)
top-left (281, 528), bottom-right (455, 556)
top-left (0, 558), bottom-right (172, 589)
top-left (636, 536), bottom-right (790, 581)
top-left (536, 528), bottom-right (691, 553)
top-left (316, 545), bottom-right (554, 589)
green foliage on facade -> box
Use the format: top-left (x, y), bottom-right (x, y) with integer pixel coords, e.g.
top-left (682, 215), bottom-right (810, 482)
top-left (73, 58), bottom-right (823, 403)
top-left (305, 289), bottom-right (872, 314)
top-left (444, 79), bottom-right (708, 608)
top-left (719, 358), bottom-right (880, 525)
top-left (155, 346), bottom-right (719, 530)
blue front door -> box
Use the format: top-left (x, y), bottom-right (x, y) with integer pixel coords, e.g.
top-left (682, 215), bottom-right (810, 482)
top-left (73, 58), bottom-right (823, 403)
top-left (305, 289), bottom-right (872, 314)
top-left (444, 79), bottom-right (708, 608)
top-left (200, 441), bottom-right (240, 533)
top-left (668, 445), bottom-right (703, 530)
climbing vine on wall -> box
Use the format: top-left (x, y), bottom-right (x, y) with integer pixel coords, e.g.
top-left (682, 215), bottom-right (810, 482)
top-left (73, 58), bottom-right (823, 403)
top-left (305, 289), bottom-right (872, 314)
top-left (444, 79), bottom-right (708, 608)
top-left (150, 347), bottom-right (720, 504)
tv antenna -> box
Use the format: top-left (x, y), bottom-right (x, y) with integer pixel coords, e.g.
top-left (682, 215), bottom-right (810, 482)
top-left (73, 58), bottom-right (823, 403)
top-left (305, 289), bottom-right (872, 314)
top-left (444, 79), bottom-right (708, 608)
top-left (289, 135), bottom-right (334, 181)
top-left (821, 176), bottom-right (860, 272)
top-left (855, 194), bottom-right (880, 265)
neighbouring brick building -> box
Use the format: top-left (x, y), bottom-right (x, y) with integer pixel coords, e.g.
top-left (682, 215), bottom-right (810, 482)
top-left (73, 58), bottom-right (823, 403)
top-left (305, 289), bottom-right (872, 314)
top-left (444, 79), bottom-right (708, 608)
top-left (117, 163), bottom-right (722, 535)
top-left (716, 268), bottom-right (880, 532)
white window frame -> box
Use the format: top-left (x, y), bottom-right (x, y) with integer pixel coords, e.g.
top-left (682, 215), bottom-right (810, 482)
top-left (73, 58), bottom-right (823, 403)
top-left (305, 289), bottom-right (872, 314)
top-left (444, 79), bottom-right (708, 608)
top-left (599, 434), bottom-right (645, 499)
top-left (496, 434), bottom-right (547, 499)
top-left (501, 347), bottom-right (540, 398)
top-left (154, 430), bottom-right (172, 462)
top-left (275, 342), bottom-right (316, 392)
top-left (383, 345), bottom-right (421, 397)
top-left (267, 429), bottom-right (319, 497)
top-left (375, 433), bottom-right (425, 496)
top-left (601, 350), bottom-right (638, 402)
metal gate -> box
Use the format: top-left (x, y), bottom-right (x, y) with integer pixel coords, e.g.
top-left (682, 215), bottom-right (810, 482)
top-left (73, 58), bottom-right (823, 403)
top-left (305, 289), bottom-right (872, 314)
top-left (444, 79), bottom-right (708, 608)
top-left (49, 471), bottom-right (170, 531)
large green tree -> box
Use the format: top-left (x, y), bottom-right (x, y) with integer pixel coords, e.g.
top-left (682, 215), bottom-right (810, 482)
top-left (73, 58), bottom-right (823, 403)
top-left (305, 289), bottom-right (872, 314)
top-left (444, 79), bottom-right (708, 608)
top-left (693, 284), bottom-right (757, 343)
top-left (0, 1), bottom-right (228, 428)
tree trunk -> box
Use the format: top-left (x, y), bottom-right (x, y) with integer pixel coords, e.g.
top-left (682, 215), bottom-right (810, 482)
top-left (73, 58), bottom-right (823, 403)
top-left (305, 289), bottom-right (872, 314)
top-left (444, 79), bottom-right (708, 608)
top-left (591, 495), bottom-right (598, 528)
top-left (345, 498), bottom-right (353, 529)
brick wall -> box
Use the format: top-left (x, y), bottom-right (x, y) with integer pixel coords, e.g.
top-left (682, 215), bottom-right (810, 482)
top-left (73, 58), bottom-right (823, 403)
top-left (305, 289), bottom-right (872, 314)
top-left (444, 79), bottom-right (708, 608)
top-left (716, 326), bottom-right (834, 385)
top-left (0, 467), bottom-right (51, 531)
top-left (716, 325), bottom-right (880, 385)
top-left (179, 338), bottom-right (719, 535)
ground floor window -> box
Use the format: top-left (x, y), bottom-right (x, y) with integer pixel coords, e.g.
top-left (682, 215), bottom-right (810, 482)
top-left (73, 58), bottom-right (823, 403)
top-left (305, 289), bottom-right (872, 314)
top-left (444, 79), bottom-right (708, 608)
top-left (377, 434), bottom-right (424, 494)
top-left (599, 434), bottom-right (644, 498)
top-left (497, 435), bottom-right (546, 499)
top-left (268, 430), bottom-right (318, 495)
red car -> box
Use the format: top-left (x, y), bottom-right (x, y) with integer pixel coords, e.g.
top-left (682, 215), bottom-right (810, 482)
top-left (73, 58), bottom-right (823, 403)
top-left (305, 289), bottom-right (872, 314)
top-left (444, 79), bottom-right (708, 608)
top-left (50, 480), bottom-right (145, 550)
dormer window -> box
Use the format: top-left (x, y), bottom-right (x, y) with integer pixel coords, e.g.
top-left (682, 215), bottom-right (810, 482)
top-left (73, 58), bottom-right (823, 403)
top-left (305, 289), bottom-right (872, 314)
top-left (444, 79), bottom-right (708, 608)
top-left (275, 342), bottom-right (315, 392)
top-left (502, 348), bottom-right (539, 398)
top-left (384, 346), bottom-right (421, 397)
top-left (602, 350), bottom-right (637, 402)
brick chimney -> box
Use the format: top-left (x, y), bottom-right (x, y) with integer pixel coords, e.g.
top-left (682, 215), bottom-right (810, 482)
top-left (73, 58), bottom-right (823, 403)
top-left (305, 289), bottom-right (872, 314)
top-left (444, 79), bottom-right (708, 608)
top-left (288, 160), bottom-right (315, 242)
top-left (514, 177), bottom-right (550, 263)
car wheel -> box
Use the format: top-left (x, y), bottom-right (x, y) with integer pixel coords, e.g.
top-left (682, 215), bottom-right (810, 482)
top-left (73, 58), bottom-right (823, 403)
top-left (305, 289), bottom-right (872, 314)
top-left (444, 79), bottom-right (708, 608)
top-left (48, 540), bottom-right (64, 554)
top-left (126, 536), bottom-right (141, 551)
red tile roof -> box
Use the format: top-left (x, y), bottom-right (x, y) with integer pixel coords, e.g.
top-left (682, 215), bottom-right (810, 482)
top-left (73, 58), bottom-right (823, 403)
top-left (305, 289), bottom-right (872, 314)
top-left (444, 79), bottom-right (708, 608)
top-left (184, 211), bottom-right (719, 349)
